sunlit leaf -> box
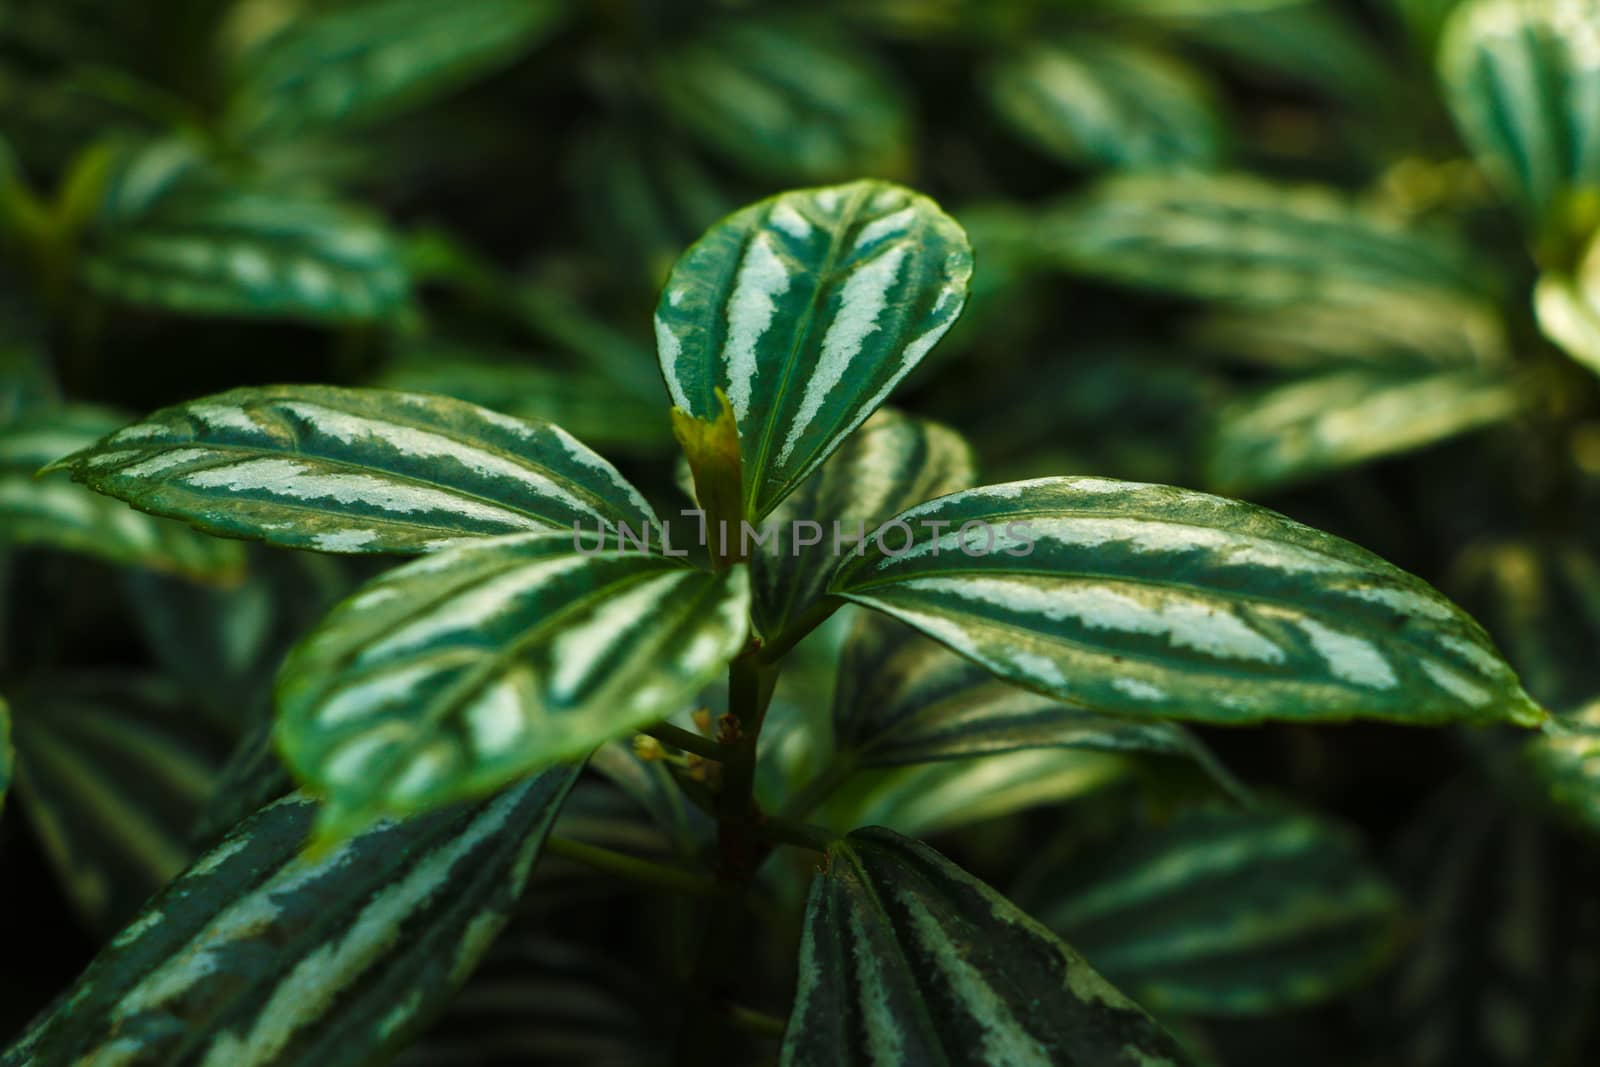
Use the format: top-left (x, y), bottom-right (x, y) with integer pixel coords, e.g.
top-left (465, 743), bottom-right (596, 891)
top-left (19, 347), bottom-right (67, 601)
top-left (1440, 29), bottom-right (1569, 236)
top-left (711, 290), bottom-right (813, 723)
top-left (653, 19), bottom-right (912, 182)
top-left (1014, 804), bottom-right (1403, 1016)
top-left (276, 533), bottom-right (749, 831)
top-left (751, 408), bottom-right (975, 641)
top-left (232, 0), bottom-right (569, 140)
top-left (1207, 365), bottom-right (1522, 493)
top-left (829, 477), bottom-right (1543, 727)
top-left (984, 36), bottom-right (1224, 171)
top-left (655, 180), bottom-right (972, 521)
top-left (0, 766), bottom-right (579, 1067)
top-left (48, 385), bottom-right (658, 554)
top-left (1049, 173), bottom-right (1492, 305)
top-left (83, 186), bottom-right (409, 322)
top-left (7, 676), bottom-right (233, 931)
top-left (782, 826), bottom-right (1195, 1066)
top-left (0, 406), bottom-right (244, 580)
top-left (1440, 0), bottom-right (1600, 238)
top-left (1536, 244), bottom-right (1600, 376)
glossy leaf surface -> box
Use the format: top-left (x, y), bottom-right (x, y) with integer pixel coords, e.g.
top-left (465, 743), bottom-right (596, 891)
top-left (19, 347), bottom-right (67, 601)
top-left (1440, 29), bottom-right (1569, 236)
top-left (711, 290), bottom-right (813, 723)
top-left (782, 826), bottom-right (1194, 1066)
top-left (830, 477), bottom-right (1542, 727)
top-left (0, 766), bottom-right (579, 1067)
top-left (656, 180), bottom-right (971, 520)
top-left (276, 533), bottom-right (749, 830)
top-left (48, 385), bottom-right (658, 555)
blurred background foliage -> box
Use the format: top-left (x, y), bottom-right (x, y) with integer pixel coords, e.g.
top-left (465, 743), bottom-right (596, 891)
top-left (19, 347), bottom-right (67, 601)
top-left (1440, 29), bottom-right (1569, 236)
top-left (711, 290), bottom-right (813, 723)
top-left (6, 1), bottom-right (1600, 1064)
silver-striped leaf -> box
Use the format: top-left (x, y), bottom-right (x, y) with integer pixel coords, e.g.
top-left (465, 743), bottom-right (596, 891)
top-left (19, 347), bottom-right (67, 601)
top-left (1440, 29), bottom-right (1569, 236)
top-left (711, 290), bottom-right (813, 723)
top-left (46, 385), bottom-right (658, 555)
top-left (828, 477), bottom-right (1543, 727)
top-left (1207, 365), bottom-right (1523, 493)
top-left (1440, 0), bottom-right (1600, 237)
top-left (1049, 173), bottom-right (1492, 305)
top-left (0, 765), bottom-right (579, 1067)
top-left (782, 826), bottom-right (1195, 1066)
top-left (655, 180), bottom-right (972, 521)
top-left (652, 19), bottom-right (912, 183)
top-left (83, 186), bottom-right (408, 322)
top-left (833, 611), bottom-right (1226, 774)
top-left (751, 408), bottom-right (975, 641)
top-left (1013, 804), bottom-right (1403, 1016)
top-left (275, 533), bottom-right (750, 831)
top-left (984, 36), bottom-right (1224, 171)
top-left (7, 675), bottom-right (234, 931)
top-left (231, 0), bottom-right (569, 141)
top-left (1, 406), bottom-right (244, 580)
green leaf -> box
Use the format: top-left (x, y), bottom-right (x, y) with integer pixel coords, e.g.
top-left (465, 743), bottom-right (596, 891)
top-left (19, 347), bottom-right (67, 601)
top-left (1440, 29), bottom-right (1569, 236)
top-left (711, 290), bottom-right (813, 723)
top-left (833, 611), bottom-right (1221, 772)
top-left (376, 343), bottom-right (674, 453)
top-left (653, 19), bottom-right (912, 182)
top-left (655, 180), bottom-right (972, 521)
top-left (48, 385), bottom-right (659, 555)
top-left (1536, 247), bottom-right (1600, 376)
top-left (7, 676), bottom-right (234, 931)
top-left (1207, 365), bottom-right (1522, 493)
top-left (1440, 0), bottom-right (1600, 240)
top-left (0, 766), bottom-right (579, 1067)
top-left (752, 408), bottom-right (975, 641)
top-left (1049, 173), bottom-right (1492, 305)
top-left (82, 185), bottom-right (409, 322)
top-left (231, 0), bottom-right (569, 141)
top-left (0, 406), bottom-right (244, 580)
top-left (828, 477), bottom-right (1543, 727)
top-left (984, 36), bottom-right (1224, 171)
top-left (1526, 702), bottom-right (1600, 833)
top-left (275, 533), bottom-right (750, 830)
top-left (1013, 804), bottom-right (1403, 1016)
top-left (782, 826), bottom-right (1195, 1066)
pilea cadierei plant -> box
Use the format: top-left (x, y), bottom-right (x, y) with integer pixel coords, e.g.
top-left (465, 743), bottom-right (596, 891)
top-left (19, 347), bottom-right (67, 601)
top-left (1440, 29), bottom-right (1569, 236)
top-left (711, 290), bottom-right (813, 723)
top-left (0, 176), bottom-right (1546, 1066)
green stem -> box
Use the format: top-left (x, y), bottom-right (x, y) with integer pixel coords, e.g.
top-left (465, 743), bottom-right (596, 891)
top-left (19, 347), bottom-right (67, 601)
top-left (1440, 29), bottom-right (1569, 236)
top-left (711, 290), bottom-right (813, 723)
top-left (643, 721), bottom-right (729, 761)
top-left (721, 1002), bottom-right (788, 1039)
top-left (779, 752), bottom-right (859, 823)
top-left (754, 815), bottom-right (833, 854)
top-left (542, 836), bottom-right (725, 900)
top-left (756, 596), bottom-right (842, 665)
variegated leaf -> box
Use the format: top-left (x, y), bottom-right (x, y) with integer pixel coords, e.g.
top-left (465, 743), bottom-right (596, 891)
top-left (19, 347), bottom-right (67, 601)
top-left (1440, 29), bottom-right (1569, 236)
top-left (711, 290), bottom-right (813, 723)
top-left (815, 749), bottom-right (1129, 839)
top-left (1440, 0), bottom-right (1600, 237)
top-left (828, 477), bottom-right (1543, 727)
top-left (1525, 701), bottom-right (1600, 833)
top-left (751, 408), bottom-right (975, 641)
top-left (1207, 365), bottom-right (1522, 493)
top-left (984, 36), bottom-right (1224, 171)
top-left (1372, 788), bottom-right (1600, 1066)
top-left (1536, 243), bottom-right (1600, 377)
top-left (0, 766), bottom-right (579, 1067)
top-left (652, 19), bottom-right (912, 183)
top-left (376, 344), bottom-right (674, 453)
top-left (46, 385), bottom-right (658, 555)
top-left (1049, 173), bottom-right (1492, 305)
top-left (783, 826), bottom-right (1195, 1066)
top-left (231, 0), bottom-right (569, 140)
top-left (8, 676), bottom-right (233, 931)
top-left (833, 611), bottom-right (1224, 773)
top-left (1, 406), bottom-right (244, 580)
top-left (83, 186), bottom-right (408, 322)
top-left (655, 180), bottom-right (972, 521)
top-left (1013, 805), bottom-right (1403, 1016)
top-left (276, 533), bottom-right (750, 830)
